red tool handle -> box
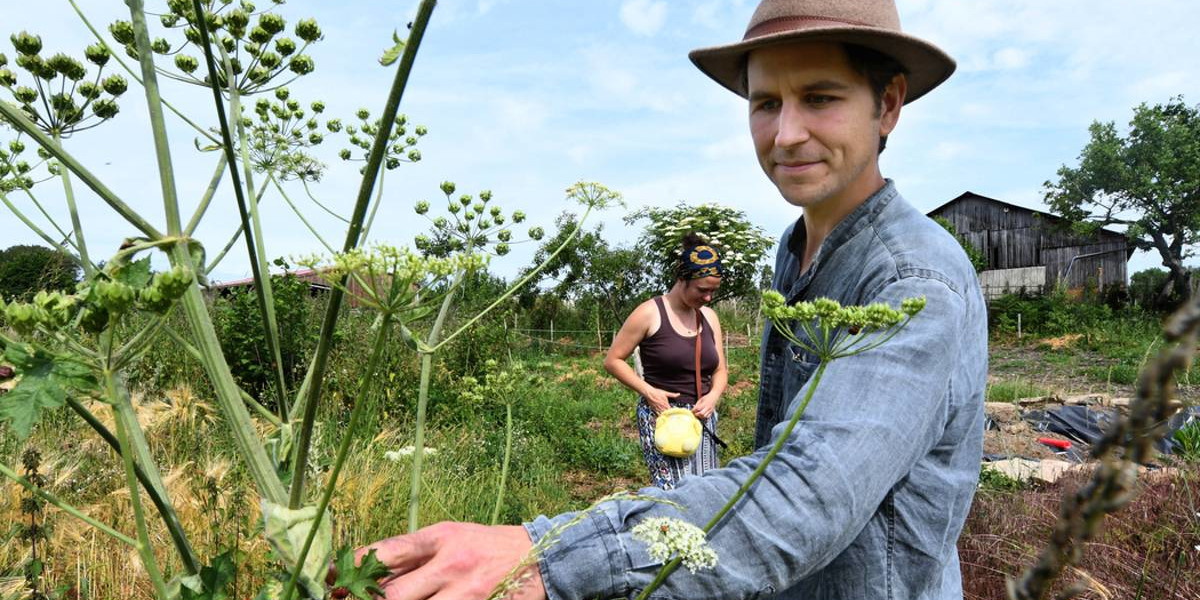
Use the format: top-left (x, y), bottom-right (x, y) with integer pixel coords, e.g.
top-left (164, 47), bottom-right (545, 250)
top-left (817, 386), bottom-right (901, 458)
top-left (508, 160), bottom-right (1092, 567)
top-left (1037, 437), bottom-right (1072, 450)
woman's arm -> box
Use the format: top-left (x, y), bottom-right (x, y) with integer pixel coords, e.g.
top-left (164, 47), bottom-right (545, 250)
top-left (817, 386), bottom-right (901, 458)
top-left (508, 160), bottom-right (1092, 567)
top-left (604, 301), bottom-right (678, 412)
top-left (693, 306), bottom-right (727, 419)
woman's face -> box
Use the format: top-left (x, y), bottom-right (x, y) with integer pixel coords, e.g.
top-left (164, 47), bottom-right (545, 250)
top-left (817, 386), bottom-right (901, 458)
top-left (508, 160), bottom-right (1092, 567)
top-left (682, 276), bottom-right (722, 308)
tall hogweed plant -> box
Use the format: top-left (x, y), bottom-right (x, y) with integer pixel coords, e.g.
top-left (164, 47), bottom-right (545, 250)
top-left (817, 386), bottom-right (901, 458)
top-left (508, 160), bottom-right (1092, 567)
top-left (0, 1), bottom-right (619, 598)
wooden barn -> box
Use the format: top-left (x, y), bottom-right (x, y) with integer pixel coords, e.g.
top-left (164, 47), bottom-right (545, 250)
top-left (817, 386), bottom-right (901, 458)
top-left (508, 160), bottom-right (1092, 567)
top-left (927, 192), bottom-right (1131, 298)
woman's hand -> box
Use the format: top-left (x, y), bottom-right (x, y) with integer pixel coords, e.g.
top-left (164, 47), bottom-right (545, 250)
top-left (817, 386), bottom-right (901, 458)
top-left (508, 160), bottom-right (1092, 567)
top-left (644, 387), bottom-right (679, 413)
top-left (692, 392), bottom-right (719, 420)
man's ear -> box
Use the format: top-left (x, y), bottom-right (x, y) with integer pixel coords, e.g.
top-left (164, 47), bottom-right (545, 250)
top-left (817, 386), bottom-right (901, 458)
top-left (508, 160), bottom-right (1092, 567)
top-left (879, 73), bottom-right (907, 136)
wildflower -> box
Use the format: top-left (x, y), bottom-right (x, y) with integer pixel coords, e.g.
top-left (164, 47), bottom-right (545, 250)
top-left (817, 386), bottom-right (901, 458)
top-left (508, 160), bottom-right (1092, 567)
top-left (632, 517), bottom-right (718, 574)
top-left (384, 446), bottom-right (437, 461)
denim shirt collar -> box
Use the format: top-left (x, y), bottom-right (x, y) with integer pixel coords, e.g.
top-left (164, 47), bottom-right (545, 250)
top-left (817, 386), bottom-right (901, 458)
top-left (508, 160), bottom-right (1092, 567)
top-left (785, 179), bottom-right (898, 302)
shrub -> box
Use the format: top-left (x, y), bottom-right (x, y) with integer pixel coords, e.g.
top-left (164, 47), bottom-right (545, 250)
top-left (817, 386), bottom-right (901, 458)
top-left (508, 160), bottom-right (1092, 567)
top-left (0, 244), bottom-right (80, 302)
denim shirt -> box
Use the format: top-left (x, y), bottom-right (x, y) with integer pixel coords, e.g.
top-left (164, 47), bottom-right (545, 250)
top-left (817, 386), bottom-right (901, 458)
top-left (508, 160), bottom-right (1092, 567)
top-left (525, 181), bottom-right (988, 600)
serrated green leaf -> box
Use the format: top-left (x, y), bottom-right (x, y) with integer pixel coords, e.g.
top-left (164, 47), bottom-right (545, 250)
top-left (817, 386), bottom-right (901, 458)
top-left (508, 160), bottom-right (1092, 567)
top-left (0, 343), bottom-right (97, 439)
top-left (379, 30), bottom-right (405, 66)
top-left (333, 546), bottom-right (389, 600)
top-left (114, 255), bottom-right (153, 289)
top-left (187, 239), bottom-right (209, 286)
top-left (177, 551), bottom-right (236, 600)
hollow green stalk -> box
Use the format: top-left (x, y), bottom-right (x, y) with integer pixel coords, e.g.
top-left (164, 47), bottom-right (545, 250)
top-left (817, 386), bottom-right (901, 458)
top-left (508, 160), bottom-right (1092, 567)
top-left (0, 191), bottom-right (79, 258)
top-left (184, 154), bottom-right (229, 235)
top-left (0, 462), bottom-right (138, 548)
top-left (359, 167), bottom-right (386, 243)
top-left (300, 178), bottom-right (349, 223)
top-left (0, 101), bottom-right (163, 239)
top-left (64, 395), bottom-right (199, 574)
top-left (161, 325), bottom-right (282, 427)
top-left (203, 178), bottom-right (271, 274)
top-left (281, 312), bottom-right (394, 600)
top-left (287, 0), bottom-right (438, 509)
top-left (208, 17), bottom-right (290, 418)
top-left (491, 402), bottom-right (513, 525)
top-left (126, 0), bottom-right (286, 504)
top-left (52, 131), bottom-right (95, 278)
top-left (635, 362), bottom-right (829, 600)
top-left (106, 368), bottom-right (169, 599)
top-left (13, 184), bottom-right (79, 251)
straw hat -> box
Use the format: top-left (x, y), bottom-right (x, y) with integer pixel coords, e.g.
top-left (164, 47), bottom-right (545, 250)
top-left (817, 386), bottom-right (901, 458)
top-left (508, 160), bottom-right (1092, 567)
top-left (688, 0), bottom-right (955, 103)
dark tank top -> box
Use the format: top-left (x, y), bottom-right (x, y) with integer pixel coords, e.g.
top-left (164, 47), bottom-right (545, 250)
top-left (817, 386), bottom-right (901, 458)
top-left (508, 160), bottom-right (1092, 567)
top-left (639, 296), bottom-right (719, 404)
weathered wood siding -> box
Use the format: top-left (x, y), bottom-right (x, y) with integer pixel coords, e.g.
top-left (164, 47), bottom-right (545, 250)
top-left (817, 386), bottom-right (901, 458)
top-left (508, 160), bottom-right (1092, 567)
top-left (930, 194), bottom-right (1127, 290)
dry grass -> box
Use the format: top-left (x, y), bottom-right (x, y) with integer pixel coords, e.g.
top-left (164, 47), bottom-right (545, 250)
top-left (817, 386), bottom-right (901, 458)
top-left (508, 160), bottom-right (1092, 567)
top-left (961, 463), bottom-right (1200, 599)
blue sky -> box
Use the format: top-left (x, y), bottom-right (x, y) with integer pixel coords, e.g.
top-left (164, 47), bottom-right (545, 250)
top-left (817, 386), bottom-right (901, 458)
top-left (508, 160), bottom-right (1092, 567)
top-left (2, 0), bottom-right (1198, 282)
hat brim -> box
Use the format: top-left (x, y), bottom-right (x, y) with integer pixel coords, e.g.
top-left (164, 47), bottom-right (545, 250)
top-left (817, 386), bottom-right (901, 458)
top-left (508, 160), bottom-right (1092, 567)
top-left (688, 27), bottom-right (955, 104)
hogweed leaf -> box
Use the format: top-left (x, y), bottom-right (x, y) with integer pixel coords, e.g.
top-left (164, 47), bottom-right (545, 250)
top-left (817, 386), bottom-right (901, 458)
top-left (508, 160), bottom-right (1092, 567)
top-left (331, 546), bottom-right (389, 600)
top-left (379, 30), bottom-right (405, 66)
top-left (261, 500), bottom-right (332, 600)
top-left (0, 342), bottom-right (97, 439)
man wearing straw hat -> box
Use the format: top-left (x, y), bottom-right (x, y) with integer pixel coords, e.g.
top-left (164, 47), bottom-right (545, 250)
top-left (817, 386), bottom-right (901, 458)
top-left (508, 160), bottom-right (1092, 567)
top-left (357, 1), bottom-right (987, 598)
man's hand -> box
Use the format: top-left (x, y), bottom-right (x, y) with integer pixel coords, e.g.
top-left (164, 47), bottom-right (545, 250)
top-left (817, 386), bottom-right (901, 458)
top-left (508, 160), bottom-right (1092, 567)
top-left (644, 387), bottom-right (678, 413)
top-left (692, 392), bottom-right (719, 420)
top-left (353, 522), bottom-right (545, 600)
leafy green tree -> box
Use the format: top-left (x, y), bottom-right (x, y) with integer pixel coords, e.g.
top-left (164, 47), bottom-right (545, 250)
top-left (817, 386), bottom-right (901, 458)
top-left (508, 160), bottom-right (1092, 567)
top-left (517, 211), bottom-right (654, 328)
top-left (1045, 96), bottom-right (1200, 302)
top-left (627, 202), bottom-right (775, 302)
top-left (0, 244), bottom-right (80, 301)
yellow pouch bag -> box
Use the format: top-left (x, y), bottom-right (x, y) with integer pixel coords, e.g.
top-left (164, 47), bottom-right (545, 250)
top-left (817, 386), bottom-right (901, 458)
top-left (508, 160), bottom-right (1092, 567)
top-left (654, 407), bottom-right (703, 458)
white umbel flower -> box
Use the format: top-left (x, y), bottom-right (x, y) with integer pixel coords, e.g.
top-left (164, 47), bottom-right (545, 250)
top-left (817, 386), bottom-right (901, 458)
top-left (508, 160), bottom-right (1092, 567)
top-left (631, 517), bottom-right (718, 574)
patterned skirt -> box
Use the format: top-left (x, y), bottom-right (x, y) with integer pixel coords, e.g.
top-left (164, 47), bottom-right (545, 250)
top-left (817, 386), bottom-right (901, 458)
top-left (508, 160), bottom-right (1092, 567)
top-left (636, 397), bottom-right (719, 490)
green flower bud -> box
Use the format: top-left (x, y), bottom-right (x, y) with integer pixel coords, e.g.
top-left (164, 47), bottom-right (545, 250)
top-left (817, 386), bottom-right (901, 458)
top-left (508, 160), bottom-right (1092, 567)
top-left (385, 157), bottom-right (400, 170)
top-left (497, 229), bottom-right (512, 242)
top-left (5, 301), bottom-right (38, 336)
top-left (184, 27), bottom-right (202, 45)
top-left (151, 38), bottom-right (171, 55)
top-left (512, 211), bottom-right (527, 223)
top-left (338, 148), bottom-right (351, 160)
top-left (244, 42), bottom-right (261, 57)
top-left (47, 54), bottom-right (86, 81)
top-left (478, 218), bottom-right (492, 229)
top-left (310, 100), bottom-right (325, 113)
top-left (459, 194), bottom-right (473, 207)
top-left (258, 13), bottom-right (286, 35)
top-left (407, 149), bottom-right (421, 162)
top-left (295, 18), bottom-right (322, 42)
top-left (901, 296), bottom-right (926, 317)
top-left (307, 132), bottom-right (323, 145)
top-left (226, 56), bottom-right (243, 74)
top-left (395, 114), bottom-right (407, 126)
top-left (494, 213), bottom-right (505, 225)
top-left (447, 202), bottom-right (460, 214)
top-left (489, 205), bottom-right (502, 217)
top-left (15, 160), bottom-right (30, 174)
top-left (528, 226), bottom-right (544, 240)
top-left (227, 9), bottom-right (250, 33)
top-left (414, 234), bottom-right (430, 250)
top-left (11, 31), bottom-right (43, 56)
top-left (0, 53), bottom-right (7, 68)
top-left (9, 140), bottom-right (24, 154)
top-left (275, 37), bottom-right (297, 56)
top-left (84, 43), bottom-right (110, 67)
top-left (433, 216), bottom-right (448, 229)
top-left (0, 68), bottom-right (15, 87)
top-left (102, 74), bottom-right (128, 96)
top-left (440, 181), bottom-right (456, 196)
top-left (258, 51), bottom-right (281, 69)
top-left (326, 118), bottom-right (342, 132)
top-left (415, 200), bottom-right (430, 215)
top-left (92, 98), bottom-right (119, 119)
top-left (248, 66), bottom-right (270, 84)
top-left (174, 54), bottom-right (199, 74)
top-left (288, 54), bottom-right (314, 75)
top-left (404, 136), bottom-right (417, 146)
top-left (249, 26), bottom-right (272, 44)
top-left (495, 243), bottom-right (510, 256)
top-left (160, 13), bottom-right (181, 28)
top-left (355, 108), bottom-right (370, 120)
top-left (35, 147), bottom-right (49, 160)
top-left (472, 202), bottom-right (485, 214)
top-left (95, 280), bottom-right (135, 314)
top-left (415, 125), bottom-right (428, 136)
top-left (79, 306), bottom-right (109, 333)
top-left (345, 125), bottom-right (357, 135)
top-left (240, 0), bottom-right (256, 12)
top-left (77, 79), bottom-right (103, 98)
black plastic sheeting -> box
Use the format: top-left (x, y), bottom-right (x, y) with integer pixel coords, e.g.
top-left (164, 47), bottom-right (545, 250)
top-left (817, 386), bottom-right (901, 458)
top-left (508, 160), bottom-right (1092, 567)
top-left (1020, 404), bottom-right (1200, 457)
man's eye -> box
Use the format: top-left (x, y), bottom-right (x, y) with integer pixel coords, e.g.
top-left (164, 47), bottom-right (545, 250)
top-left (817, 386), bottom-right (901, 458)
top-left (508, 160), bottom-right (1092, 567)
top-left (807, 95), bottom-right (837, 106)
top-left (754, 99), bottom-right (781, 112)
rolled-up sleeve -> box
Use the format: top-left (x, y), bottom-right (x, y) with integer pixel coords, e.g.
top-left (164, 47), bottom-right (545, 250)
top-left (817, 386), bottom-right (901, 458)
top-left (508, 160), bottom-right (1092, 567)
top-left (526, 274), bottom-right (966, 600)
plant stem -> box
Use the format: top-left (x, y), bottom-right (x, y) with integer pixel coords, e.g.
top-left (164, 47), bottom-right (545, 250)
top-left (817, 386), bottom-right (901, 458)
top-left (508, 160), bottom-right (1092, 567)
top-left (203, 178), bottom-right (271, 274)
top-left (0, 191), bottom-right (80, 258)
top-left (634, 362), bottom-right (829, 600)
top-left (160, 324), bottom-right (282, 427)
top-left (106, 368), bottom-right (169, 599)
top-left (127, 0), bottom-right (287, 504)
top-left (281, 312), bottom-right (393, 600)
top-left (288, 0), bottom-right (438, 509)
top-left (184, 154), bottom-right (229, 235)
top-left (208, 20), bottom-right (290, 419)
top-left (491, 402), bottom-right (513, 526)
top-left (52, 131), bottom-right (95, 279)
top-left (359, 167), bottom-right (386, 243)
top-left (64, 396), bottom-right (199, 573)
top-left (0, 462), bottom-right (139, 548)
top-left (0, 101), bottom-right (164, 240)
top-left (273, 174), bottom-right (335, 252)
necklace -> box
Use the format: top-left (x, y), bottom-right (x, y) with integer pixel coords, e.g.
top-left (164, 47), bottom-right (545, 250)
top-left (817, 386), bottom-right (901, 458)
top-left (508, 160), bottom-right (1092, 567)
top-left (665, 295), bottom-right (700, 335)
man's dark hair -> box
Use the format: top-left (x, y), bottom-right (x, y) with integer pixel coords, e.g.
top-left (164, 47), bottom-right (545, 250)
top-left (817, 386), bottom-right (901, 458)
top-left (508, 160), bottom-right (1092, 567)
top-left (739, 43), bottom-right (908, 154)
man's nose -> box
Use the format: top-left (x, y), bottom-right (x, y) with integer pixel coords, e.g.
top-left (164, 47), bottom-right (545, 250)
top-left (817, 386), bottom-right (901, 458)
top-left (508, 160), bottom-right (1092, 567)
top-left (775, 100), bottom-right (811, 147)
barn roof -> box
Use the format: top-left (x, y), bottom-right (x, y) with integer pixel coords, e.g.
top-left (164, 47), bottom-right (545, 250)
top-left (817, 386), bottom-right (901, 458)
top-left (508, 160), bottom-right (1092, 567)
top-left (927, 191), bottom-right (1128, 241)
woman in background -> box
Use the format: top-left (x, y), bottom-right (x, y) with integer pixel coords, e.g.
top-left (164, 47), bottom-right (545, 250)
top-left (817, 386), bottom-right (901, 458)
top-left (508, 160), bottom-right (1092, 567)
top-left (604, 233), bottom-right (727, 489)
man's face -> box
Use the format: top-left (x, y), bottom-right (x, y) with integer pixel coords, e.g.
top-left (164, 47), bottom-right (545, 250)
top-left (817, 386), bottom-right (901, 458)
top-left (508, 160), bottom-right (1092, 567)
top-left (747, 42), bottom-right (904, 212)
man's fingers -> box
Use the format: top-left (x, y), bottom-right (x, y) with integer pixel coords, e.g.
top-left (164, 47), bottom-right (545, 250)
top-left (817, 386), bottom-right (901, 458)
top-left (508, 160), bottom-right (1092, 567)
top-left (355, 527), bottom-right (439, 571)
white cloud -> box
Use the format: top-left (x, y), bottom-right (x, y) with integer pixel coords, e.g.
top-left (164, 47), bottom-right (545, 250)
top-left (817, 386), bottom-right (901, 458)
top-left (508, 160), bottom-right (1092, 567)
top-left (931, 141), bottom-right (969, 161)
top-left (620, 0), bottom-right (668, 37)
top-left (992, 47), bottom-right (1031, 70)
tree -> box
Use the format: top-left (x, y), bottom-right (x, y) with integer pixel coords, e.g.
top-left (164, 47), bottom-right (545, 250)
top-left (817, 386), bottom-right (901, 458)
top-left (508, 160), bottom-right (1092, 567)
top-left (931, 216), bottom-right (986, 272)
top-left (1044, 96), bottom-right (1200, 302)
top-left (0, 244), bottom-right (80, 301)
top-left (627, 202), bottom-right (776, 303)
